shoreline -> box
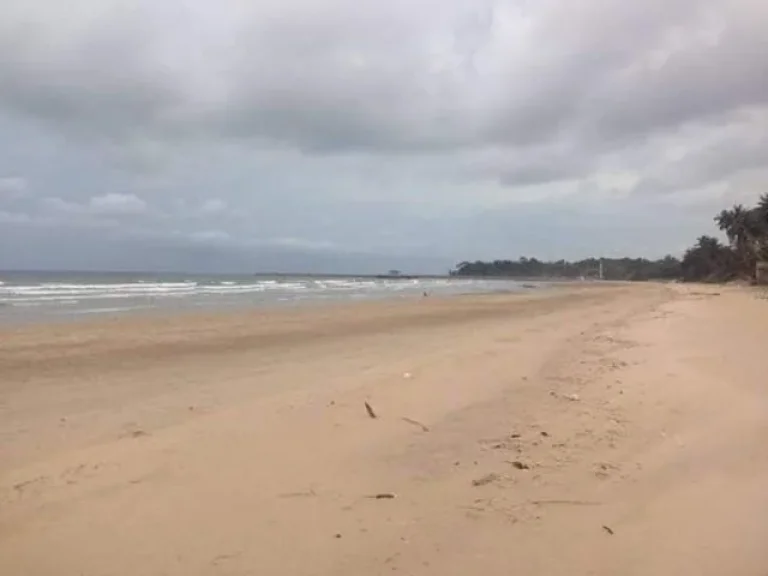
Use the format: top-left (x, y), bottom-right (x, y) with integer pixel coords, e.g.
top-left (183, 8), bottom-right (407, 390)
top-left (0, 286), bottom-right (590, 379)
top-left (2, 283), bottom-right (767, 575)
top-left (0, 284), bottom-right (546, 330)
top-left (0, 273), bottom-right (549, 327)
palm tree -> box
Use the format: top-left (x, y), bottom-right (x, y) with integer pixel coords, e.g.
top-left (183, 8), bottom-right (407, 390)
top-left (696, 235), bottom-right (725, 255)
top-left (754, 194), bottom-right (768, 260)
top-left (715, 204), bottom-right (758, 278)
top-left (681, 236), bottom-right (734, 282)
top-left (715, 209), bottom-right (734, 240)
top-left (715, 204), bottom-right (749, 244)
top-left (757, 193), bottom-right (768, 219)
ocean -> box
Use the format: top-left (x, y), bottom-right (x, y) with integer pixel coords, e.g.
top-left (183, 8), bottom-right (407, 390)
top-left (0, 271), bottom-right (543, 324)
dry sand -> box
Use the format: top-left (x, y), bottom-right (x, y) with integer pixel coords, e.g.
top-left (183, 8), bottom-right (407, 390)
top-left (1, 283), bottom-right (768, 575)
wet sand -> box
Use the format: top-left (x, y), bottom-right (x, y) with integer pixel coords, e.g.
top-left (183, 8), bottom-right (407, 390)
top-left (2, 283), bottom-right (767, 575)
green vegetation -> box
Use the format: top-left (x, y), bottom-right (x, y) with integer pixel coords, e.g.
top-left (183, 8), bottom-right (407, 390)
top-left (453, 194), bottom-right (768, 283)
top-left (683, 195), bottom-right (768, 282)
top-left (452, 256), bottom-right (681, 281)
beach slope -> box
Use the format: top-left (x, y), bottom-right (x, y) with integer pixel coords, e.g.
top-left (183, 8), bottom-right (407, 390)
top-left (2, 284), bottom-right (767, 575)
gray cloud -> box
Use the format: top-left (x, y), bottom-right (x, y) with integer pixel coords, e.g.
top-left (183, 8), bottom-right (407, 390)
top-left (0, 176), bottom-right (27, 197)
top-left (1, 0), bottom-right (767, 272)
top-left (631, 108), bottom-right (768, 197)
top-left (4, 0), bottom-right (765, 152)
top-left (88, 193), bottom-right (148, 215)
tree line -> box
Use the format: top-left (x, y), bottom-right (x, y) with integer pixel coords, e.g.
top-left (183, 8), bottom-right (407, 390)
top-left (453, 194), bottom-right (768, 283)
top-left (681, 195), bottom-right (768, 282)
top-left (452, 256), bottom-right (681, 281)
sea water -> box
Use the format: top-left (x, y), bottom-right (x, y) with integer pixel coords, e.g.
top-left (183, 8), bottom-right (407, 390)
top-left (0, 271), bottom-right (543, 324)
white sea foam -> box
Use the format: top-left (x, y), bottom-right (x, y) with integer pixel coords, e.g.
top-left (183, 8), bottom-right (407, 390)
top-left (0, 279), bottom-right (318, 304)
top-left (0, 275), bottom-right (537, 321)
top-left (70, 306), bottom-right (146, 315)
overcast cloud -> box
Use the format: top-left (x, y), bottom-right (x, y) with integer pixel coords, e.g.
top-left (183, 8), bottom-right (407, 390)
top-left (1, 0), bottom-right (767, 273)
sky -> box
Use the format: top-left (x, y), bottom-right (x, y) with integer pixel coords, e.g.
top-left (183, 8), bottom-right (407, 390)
top-left (1, 0), bottom-right (767, 274)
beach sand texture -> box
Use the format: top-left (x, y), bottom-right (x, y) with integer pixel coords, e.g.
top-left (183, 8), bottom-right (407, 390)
top-left (2, 283), bottom-right (768, 575)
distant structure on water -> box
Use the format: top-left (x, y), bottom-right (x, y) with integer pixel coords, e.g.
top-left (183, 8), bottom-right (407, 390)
top-left (374, 269), bottom-right (417, 280)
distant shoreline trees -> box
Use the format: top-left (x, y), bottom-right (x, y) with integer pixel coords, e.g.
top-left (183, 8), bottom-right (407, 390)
top-left (453, 194), bottom-right (768, 283)
top-left (680, 194), bottom-right (767, 282)
top-left (451, 256), bottom-right (681, 281)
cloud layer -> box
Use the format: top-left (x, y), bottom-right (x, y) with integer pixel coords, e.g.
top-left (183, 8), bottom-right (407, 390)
top-left (1, 0), bottom-right (767, 271)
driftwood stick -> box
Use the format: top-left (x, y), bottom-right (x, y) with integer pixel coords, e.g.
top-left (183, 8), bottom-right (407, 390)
top-left (401, 417), bottom-right (429, 432)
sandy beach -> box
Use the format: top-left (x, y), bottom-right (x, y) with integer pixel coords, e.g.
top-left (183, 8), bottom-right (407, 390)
top-left (2, 283), bottom-right (767, 575)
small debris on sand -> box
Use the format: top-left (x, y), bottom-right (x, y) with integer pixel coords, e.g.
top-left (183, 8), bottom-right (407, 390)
top-left (472, 473), bottom-right (500, 487)
top-left (509, 460), bottom-right (530, 470)
top-left (602, 525), bottom-right (615, 535)
top-left (530, 499), bottom-right (602, 507)
top-left (366, 493), bottom-right (396, 500)
top-left (401, 417), bottom-right (429, 432)
top-left (364, 402), bottom-right (377, 419)
top-left (278, 489), bottom-right (318, 499)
